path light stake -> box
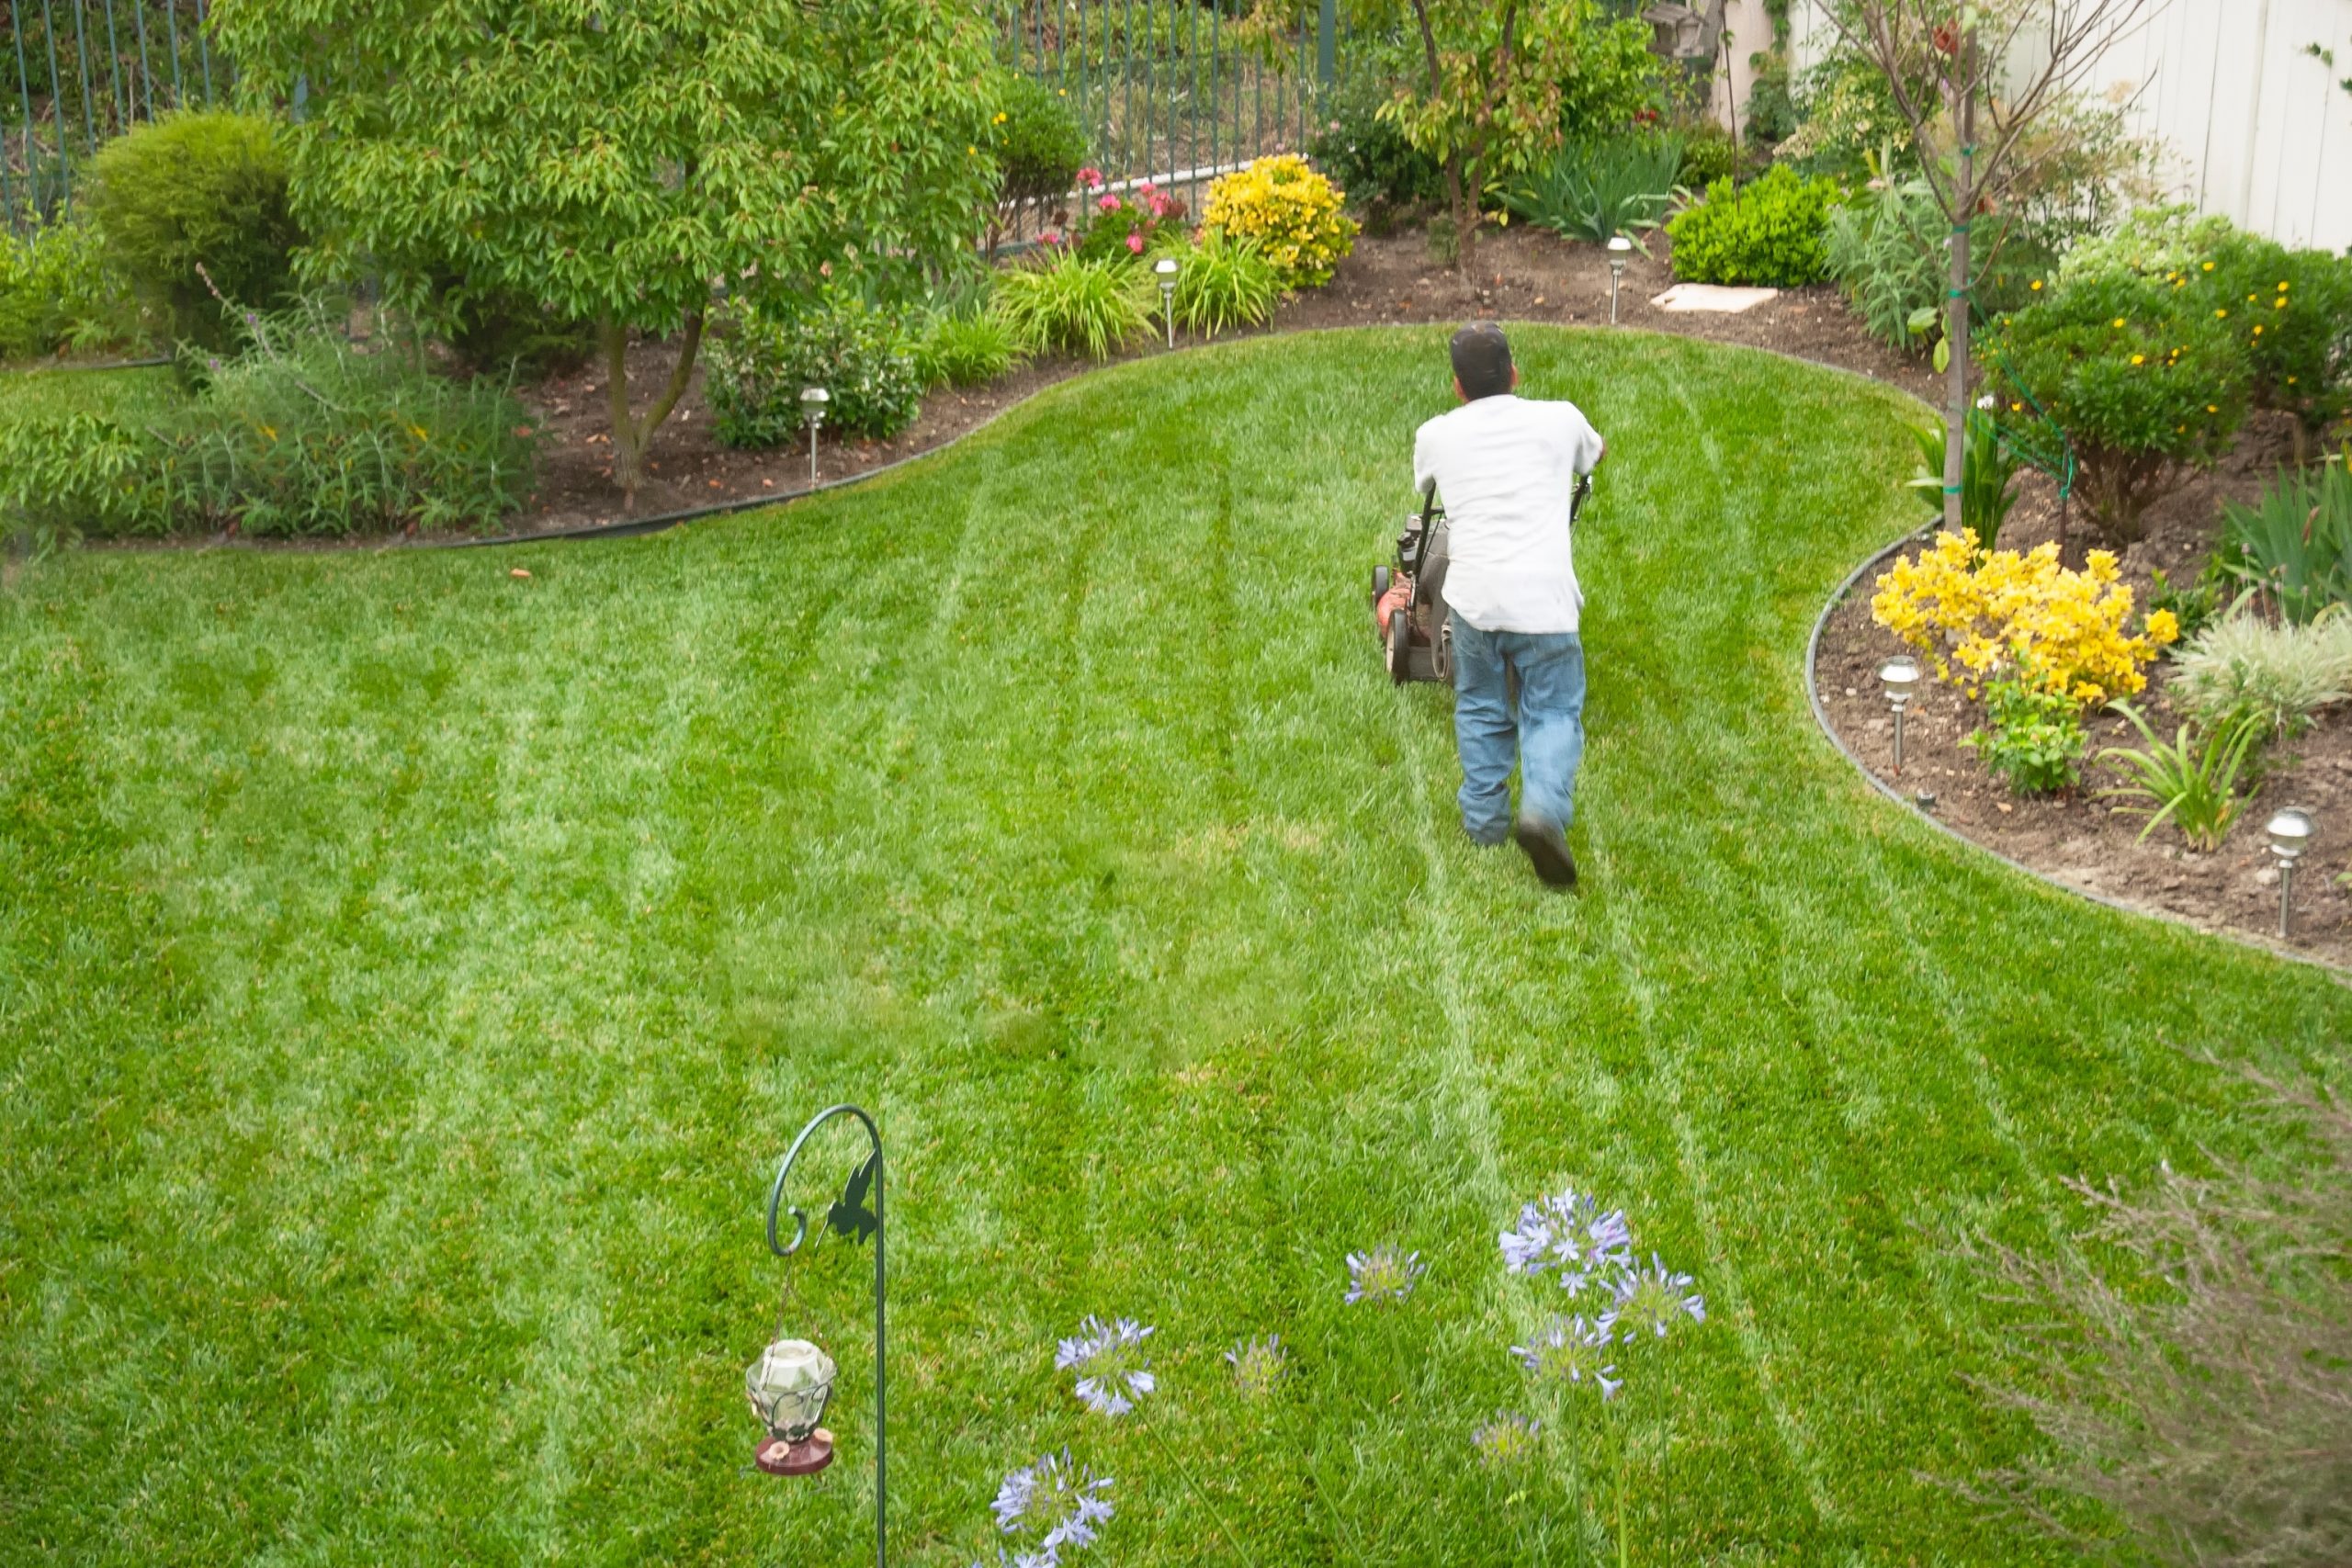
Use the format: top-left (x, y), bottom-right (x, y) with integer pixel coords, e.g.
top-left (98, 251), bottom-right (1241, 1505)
top-left (1607, 235), bottom-right (1633, 326)
top-left (800, 387), bottom-right (830, 487)
top-left (759, 1105), bottom-right (885, 1567)
top-left (1878, 655), bottom-right (1921, 774)
top-left (2267, 807), bottom-right (2313, 940)
top-left (1154, 255), bottom-right (1180, 349)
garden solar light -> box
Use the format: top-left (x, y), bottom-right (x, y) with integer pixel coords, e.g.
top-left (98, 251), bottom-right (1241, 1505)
top-left (1154, 254), bottom-right (1180, 348)
top-left (2266, 807), bottom-right (2313, 940)
top-left (746, 1337), bottom-right (837, 1476)
top-left (1878, 655), bottom-right (1921, 773)
top-left (1607, 235), bottom-right (1633, 325)
top-left (800, 387), bottom-right (830, 486)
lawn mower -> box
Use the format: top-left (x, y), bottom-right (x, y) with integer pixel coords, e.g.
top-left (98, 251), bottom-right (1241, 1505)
top-left (1371, 472), bottom-right (1591, 685)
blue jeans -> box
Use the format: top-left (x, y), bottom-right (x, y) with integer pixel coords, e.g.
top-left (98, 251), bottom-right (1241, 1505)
top-left (1449, 613), bottom-right (1587, 845)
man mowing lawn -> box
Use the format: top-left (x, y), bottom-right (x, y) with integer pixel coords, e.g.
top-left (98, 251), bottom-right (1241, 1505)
top-left (1413, 322), bottom-right (1605, 888)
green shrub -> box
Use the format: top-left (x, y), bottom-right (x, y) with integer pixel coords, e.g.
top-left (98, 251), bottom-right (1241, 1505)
top-left (2063, 206), bottom-right (2352, 434)
top-left (2171, 607), bottom-right (2352, 739)
top-left (1311, 69), bottom-right (1444, 220)
top-left (1676, 122), bottom-right (1740, 188)
top-left (914, 309), bottom-right (1023, 388)
top-left (1555, 16), bottom-right (1669, 143)
top-left (1984, 273), bottom-right (2248, 544)
top-left (995, 250), bottom-right (1154, 360)
top-left (1665, 165), bottom-right (1841, 287)
top-left (2097, 702), bottom-right (2266, 851)
top-left (0, 215), bottom-right (142, 362)
top-left (0, 303), bottom-right (535, 541)
top-left (1963, 672), bottom-right (2086, 795)
top-left (1161, 230), bottom-right (1281, 338)
top-left (707, 291), bottom-right (924, 446)
top-left (1503, 133), bottom-right (1683, 248)
top-left (2219, 456), bottom-right (2352, 625)
top-left (86, 110), bottom-right (301, 352)
top-left (992, 73), bottom-right (1088, 227)
top-left (1907, 408), bottom-right (2023, 552)
top-left (1777, 50), bottom-right (1911, 184)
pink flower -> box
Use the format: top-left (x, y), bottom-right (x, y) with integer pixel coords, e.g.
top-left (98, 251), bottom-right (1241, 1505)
top-left (1077, 165), bottom-right (1103, 190)
top-left (1125, 231), bottom-right (1145, 254)
top-left (1098, 193), bottom-right (1122, 213)
top-left (1039, 230), bottom-right (1062, 246)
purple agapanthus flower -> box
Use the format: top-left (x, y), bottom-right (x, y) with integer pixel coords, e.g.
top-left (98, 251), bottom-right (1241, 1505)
top-left (1056, 1315), bottom-right (1156, 1417)
top-left (1344, 1245), bottom-right (1425, 1304)
top-left (990, 1448), bottom-right (1114, 1561)
top-left (1611, 1254), bottom-right (1706, 1341)
top-left (1511, 1314), bottom-right (1622, 1401)
top-left (1498, 1189), bottom-right (1634, 1296)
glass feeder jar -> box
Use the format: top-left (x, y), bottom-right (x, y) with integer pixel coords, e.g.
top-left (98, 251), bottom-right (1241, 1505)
top-left (747, 1337), bottom-right (837, 1475)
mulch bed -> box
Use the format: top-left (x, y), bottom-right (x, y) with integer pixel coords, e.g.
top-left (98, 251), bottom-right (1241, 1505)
top-left (1815, 410), bottom-right (2352, 969)
top-left (504, 227), bottom-right (1941, 536)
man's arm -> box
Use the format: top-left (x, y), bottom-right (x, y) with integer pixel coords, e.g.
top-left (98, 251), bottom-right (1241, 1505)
top-left (1412, 423), bottom-right (1437, 493)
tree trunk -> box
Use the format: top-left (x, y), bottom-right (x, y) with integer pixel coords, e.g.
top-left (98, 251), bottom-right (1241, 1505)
top-left (598, 310), bottom-right (707, 508)
top-left (1941, 38), bottom-right (1976, 539)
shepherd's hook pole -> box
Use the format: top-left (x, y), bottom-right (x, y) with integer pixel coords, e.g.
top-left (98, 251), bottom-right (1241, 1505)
top-left (768, 1105), bottom-right (886, 1568)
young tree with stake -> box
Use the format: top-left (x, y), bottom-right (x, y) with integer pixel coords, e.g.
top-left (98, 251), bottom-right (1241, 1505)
top-left (1350, 0), bottom-right (1598, 275)
top-left (1815, 0), bottom-right (2159, 535)
top-left (212, 0), bottom-right (996, 505)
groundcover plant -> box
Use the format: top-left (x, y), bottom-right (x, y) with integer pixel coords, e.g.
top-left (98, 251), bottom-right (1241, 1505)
top-left (4, 328), bottom-right (2346, 1564)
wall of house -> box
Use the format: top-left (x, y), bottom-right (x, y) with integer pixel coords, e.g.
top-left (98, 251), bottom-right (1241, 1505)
top-left (1750, 0), bottom-right (2352, 251)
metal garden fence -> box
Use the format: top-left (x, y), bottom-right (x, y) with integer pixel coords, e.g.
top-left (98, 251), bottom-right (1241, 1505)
top-left (993, 0), bottom-right (1344, 235)
top-left (7, 0), bottom-right (1349, 236)
top-left (5, 0), bottom-right (219, 230)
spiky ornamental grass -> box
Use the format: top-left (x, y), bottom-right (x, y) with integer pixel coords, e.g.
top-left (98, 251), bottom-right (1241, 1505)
top-left (1057, 1316), bottom-right (1156, 1417)
top-left (10, 330), bottom-right (2346, 1565)
top-left (1344, 1246), bottom-right (1427, 1304)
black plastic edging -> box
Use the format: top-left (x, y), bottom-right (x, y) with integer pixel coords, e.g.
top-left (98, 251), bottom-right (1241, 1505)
top-left (9, 354), bottom-right (173, 376)
top-left (1803, 527), bottom-right (2349, 980)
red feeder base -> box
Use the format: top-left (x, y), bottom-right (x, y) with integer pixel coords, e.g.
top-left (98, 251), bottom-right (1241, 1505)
top-left (755, 1427), bottom-right (835, 1477)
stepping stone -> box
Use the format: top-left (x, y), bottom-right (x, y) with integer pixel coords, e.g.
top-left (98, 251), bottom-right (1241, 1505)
top-left (1650, 283), bottom-right (1780, 313)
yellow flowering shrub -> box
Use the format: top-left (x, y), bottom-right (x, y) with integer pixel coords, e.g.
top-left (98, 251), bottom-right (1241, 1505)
top-left (1203, 155), bottom-right (1358, 289)
top-left (1871, 529), bottom-right (2179, 705)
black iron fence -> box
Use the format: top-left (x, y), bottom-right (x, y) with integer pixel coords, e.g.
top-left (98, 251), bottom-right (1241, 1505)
top-left (5, 0), bottom-right (219, 228)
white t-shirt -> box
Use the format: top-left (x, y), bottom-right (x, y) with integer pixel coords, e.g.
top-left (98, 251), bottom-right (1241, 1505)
top-left (1411, 393), bottom-right (1604, 635)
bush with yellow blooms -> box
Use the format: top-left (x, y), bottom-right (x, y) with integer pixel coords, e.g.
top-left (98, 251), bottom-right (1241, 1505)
top-left (1871, 529), bottom-right (2179, 705)
top-left (1203, 155), bottom-right (1357, 289)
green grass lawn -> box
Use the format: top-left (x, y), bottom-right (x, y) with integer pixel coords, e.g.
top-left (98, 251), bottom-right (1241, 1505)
top-left (5, 327), bottom-right (2346, 1567)
top-left (0, 360), bottom-right (177, 421)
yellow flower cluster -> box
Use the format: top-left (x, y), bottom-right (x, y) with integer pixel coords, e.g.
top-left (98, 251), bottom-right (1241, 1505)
top-left (1870, 529), bottom-right (2179, 705)
top-left (1203, 155), bottom-right (1358, 289)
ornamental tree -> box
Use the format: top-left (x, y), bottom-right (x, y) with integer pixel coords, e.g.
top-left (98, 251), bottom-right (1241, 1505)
top-left (1344, 0), bottom-right (1599, 274)
top-left (211, 0), bottom-right (996, 502)
top-left (1813, 0), bottom-right (2161, 538)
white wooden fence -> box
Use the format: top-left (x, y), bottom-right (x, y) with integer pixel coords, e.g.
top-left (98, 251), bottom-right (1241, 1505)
top-left (1723, 0), bottom-right (2352, 252)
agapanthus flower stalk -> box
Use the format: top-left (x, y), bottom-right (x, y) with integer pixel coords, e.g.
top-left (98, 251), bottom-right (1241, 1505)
top-left (1498, 1189), bottom-right (1634, 1296)
top-left (1056, 1315), bottom-right (1156, 1417)
top-left (1611, 1255), bottom-right (1706, 1342)
top-left (989, 1447), bottom-right (1114, 1562)
top-left (1511, 1314), bottom-right (1622, 1401)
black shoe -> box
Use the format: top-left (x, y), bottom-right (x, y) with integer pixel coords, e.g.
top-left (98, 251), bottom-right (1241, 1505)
top-left (1513, 814), bottom-right (1577, 889)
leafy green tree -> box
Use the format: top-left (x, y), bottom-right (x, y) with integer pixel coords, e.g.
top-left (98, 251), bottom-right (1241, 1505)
top-left (1346, 0), bottom-right (1601, 274)
top-left (211, 0), bottom-right (997, 502)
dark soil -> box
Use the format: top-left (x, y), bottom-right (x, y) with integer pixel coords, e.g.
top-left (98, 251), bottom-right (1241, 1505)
top-left (1815, 408), bottom-right (2352, 969)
